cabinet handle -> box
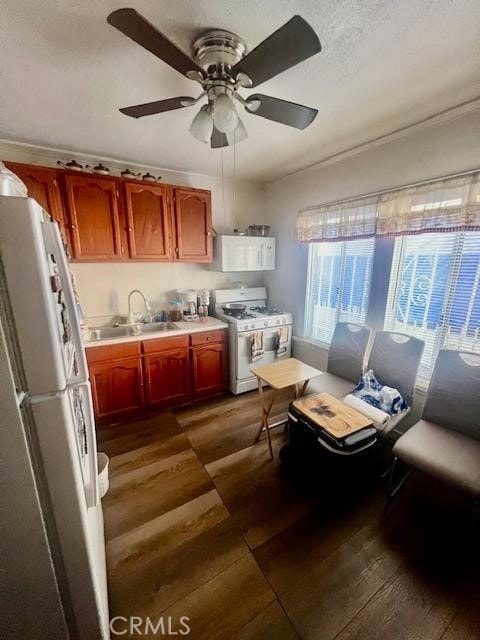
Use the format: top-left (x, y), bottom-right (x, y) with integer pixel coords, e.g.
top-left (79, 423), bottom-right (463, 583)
top-left (71, 224), bottom-right (76, 229)
top-left (128, 227), bottom-right (133, 232)
top-left (206, 231), bottom-right (212, 236)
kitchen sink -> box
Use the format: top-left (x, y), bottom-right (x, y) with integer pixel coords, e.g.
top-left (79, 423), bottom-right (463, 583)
top-left (88, 322), bottom-right (179, 341)
top-left (139, 322), bottom-right (179, 333)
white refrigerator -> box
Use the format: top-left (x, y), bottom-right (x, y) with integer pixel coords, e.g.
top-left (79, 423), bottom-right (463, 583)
top-left (0, 196), bottom-right (109, 639)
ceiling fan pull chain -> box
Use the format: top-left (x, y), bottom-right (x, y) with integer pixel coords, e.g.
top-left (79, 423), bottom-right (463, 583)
top-left (232, 132), bottom-right (237, 229)
top-left (221, 147), bottom-right (227, 229)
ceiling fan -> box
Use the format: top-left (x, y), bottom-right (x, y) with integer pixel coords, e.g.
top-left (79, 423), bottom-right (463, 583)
top-left (107, 8), bottom-right (322, 148)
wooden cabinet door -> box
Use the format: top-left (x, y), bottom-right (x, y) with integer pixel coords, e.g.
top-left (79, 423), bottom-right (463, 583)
top-left (144, 350), bottom-right (191, 407)
top-left (64, 174), bottom-right (123, 260)
top-left (123, 182), bottom-right (172, 260)
top-left (89, 357), bottom-right (144, 420)
top-left (173, 188), bottom-right (212, 262)
top-left (192, 343), bottom-right (227, 397)
top-left (5, 161), bottom-right (67, 238)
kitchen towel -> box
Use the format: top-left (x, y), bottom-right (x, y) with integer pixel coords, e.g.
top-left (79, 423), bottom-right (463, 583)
top-left (251, 331), bottom-right (264, 362)
top-left (276, 326), bottom-right (289, 357)
top-left (342, 394), bottom-right (390, 429)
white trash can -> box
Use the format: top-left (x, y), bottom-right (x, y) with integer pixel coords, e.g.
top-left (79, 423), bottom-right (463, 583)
top-left (97, 452), bottom-right (109, 499)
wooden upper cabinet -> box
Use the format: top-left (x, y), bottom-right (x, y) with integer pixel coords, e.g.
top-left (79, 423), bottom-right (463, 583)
top-left (5, 161), bottom-right (66, 229)
top-left (173, 187), bottom-right (212, 262)
top-left (123, 182), bottom-right (172, 260)
top-left (64, 174), bottom-right (123, 261)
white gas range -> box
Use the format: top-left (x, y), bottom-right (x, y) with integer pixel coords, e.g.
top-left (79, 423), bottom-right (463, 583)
top-left (213, 287), bottom-right (292, 394)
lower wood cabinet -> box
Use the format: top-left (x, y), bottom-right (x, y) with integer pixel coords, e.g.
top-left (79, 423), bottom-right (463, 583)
top-left (144, 349), bottom-right (191, 407)
top-left (192, 344), bottom-right (228, 397)
top-left (89, 357), bottom-right (144, 420)
top-left (86, 330), bottom-right (227, 422)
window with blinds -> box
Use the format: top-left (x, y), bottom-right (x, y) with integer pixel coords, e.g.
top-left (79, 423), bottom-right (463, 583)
top-left (384, 231), bottom-right (480, 382)
top-left (304, 238), bottom-right (375, 344)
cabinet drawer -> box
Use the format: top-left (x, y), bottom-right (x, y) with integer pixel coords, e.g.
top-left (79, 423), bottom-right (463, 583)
top-left (86, 341), bottom-right (141, 364)
top-left (190, 330), bottom-right (225, 346)
top-left (142, 335), bottom-right (189, 354)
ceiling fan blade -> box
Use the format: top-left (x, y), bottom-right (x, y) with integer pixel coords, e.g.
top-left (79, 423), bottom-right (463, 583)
top-left (119, 96), bottom-right (194, 118)
top-left (231, 16), bottom-right (321, 88)
top-left (211, 127), bottom-right (229, 149)
top-left (245, 94), bottom-right (317, 129)
top-left (107, 8), bottom-right (203, 78)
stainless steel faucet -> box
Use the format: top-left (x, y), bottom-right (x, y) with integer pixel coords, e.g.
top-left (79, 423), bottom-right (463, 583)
top-left (127, 289), bottom-right (152, 325)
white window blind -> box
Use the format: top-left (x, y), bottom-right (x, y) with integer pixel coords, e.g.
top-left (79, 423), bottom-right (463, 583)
top-left (384, 231), bottom-right (480, 381)
top-left (305, 238), bottom-right (375, 344)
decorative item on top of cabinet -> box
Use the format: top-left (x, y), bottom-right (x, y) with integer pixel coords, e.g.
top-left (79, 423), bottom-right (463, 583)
top-left (173, 187), bottom-right (212, 262)
top-left (4, 161), bottom-right (69, 244)
top-left (123, 181), bottom-right (172, 260)
top-left (64, 173), bottom-right (124, 261)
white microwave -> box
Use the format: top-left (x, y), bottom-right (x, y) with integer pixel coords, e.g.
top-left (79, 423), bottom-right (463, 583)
top-left (210, 235), bottom-right (276, 272)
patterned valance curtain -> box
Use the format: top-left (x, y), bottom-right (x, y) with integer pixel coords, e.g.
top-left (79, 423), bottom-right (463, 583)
top-left (296, 172), bottom-right (480, 242)
top-left (296, 196), bottom-right (378, 243)
top-left (377, 172), bottom-right (480, 237)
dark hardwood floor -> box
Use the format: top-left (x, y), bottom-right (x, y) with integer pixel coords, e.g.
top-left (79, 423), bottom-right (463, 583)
top-left (98, 389), bottom-right (479, 640)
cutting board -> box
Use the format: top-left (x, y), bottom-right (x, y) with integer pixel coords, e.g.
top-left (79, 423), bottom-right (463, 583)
top-left (292, 392), bottom-right (373, 438)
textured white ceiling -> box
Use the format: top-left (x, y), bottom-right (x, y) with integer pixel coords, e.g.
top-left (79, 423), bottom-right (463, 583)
top-left (1, 0), bottom-right (479, 181)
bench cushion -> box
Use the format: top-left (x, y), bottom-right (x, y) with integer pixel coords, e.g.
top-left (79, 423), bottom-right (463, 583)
top-left (393, 419), bottom-right (480, 495)
top-left (305, 372), bottom-right (354, 399)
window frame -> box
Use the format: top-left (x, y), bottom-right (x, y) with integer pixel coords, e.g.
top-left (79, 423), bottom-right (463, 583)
top-left (384, 230), bottom-right (480, 384)
top-left (304, 238), bottom-right (375, 347)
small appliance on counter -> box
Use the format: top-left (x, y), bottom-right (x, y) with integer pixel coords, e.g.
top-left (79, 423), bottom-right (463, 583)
top-left (177, 288), bottom-right (199, 321)
top-left (168, 300), bottom-right (183, 321)
top-left (197, 288), bottom-right (210, 318)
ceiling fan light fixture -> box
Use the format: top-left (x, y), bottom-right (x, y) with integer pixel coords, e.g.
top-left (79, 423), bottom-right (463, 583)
top-left (226, 117), bottom-right (248, 145)
top-left (213, 93), bottom-right (239, 133)
top-left (189, 104), bottom-right (214, 143)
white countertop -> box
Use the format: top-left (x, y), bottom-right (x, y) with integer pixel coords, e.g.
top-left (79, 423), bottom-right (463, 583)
top-left (84, 316), bottom-right (228, 348)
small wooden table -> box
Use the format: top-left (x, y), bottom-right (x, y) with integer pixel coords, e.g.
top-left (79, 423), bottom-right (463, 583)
top-left (251, 358), bottom-right (323, 459)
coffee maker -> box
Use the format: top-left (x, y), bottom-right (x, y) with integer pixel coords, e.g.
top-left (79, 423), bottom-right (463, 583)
top-left (177, 289), bottom-right (198, 321)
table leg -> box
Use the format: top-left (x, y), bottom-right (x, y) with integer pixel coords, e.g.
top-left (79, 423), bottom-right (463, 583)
top-left (254, 379), bottom-right (275, 459)
top-left (295, 379), bottom-right (309, 398)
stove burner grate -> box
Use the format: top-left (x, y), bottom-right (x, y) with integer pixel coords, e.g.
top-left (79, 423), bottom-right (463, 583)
top-left (249, 305), bottom-right (284, 315)
top-left (224, 309), bottom-right (257, 319)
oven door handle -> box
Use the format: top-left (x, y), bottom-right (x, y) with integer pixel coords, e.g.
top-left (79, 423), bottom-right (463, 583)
top-left (238, 329), bottom-right (288, 340)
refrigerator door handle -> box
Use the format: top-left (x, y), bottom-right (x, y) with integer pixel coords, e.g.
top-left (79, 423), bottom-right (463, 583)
top-left (80, 380), bottom-right (98, 508)
top-left (42, 220), bottom-right (89, 385)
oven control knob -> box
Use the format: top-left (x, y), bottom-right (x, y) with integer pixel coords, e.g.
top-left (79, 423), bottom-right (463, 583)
top-left (264, 321), bottom-right (268, 327)
top-left (276, 319), bottom-right (280, 325)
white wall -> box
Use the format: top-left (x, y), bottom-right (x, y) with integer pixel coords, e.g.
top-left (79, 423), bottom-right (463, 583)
top-left (262, 108), bottom-right (480, 338)
top-left (0, 142), bottom-right (266, 318)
